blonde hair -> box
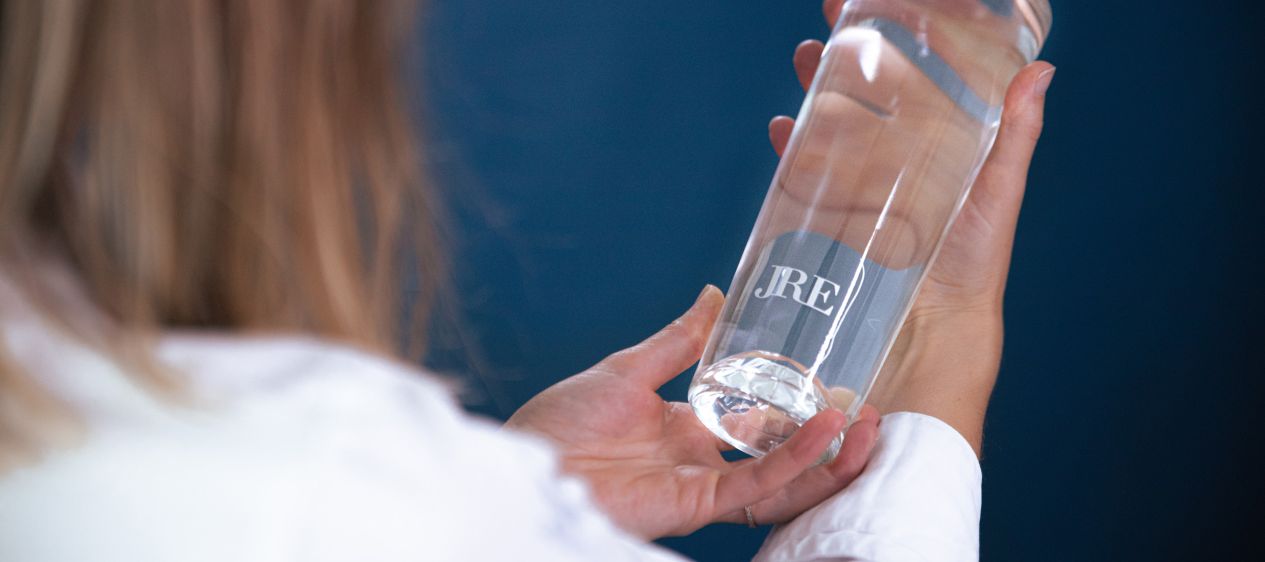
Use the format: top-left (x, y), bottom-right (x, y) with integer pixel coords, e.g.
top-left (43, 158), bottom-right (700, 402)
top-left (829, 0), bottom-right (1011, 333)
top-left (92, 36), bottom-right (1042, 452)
top-left (0, 0), bottom-right (443, 466)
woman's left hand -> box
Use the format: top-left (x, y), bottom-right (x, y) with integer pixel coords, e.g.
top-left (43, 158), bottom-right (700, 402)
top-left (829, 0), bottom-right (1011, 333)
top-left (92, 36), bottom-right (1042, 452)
top-left (506, 286), bottom-right (880, 539)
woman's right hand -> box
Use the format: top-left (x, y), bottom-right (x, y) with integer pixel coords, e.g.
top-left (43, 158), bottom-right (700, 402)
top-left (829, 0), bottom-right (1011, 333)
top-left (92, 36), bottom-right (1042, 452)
top-left (770, 0), bottom-right (1055, 455)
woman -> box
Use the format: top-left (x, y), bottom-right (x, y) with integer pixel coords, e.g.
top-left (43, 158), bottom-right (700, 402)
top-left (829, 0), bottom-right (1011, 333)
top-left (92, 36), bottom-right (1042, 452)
top-left (0, 0), bottom-right (1053, 560)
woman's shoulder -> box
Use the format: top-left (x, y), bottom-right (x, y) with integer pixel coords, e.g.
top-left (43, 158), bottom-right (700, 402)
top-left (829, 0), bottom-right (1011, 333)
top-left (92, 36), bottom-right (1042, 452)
top-left (158, 332), bottom-right (461, 410)
top-left (154, 332), bottom-right (534, 471)
top-left (0, 332), bottom-right (597, 561)
top-left (147, 335), bottom-right (662, 560)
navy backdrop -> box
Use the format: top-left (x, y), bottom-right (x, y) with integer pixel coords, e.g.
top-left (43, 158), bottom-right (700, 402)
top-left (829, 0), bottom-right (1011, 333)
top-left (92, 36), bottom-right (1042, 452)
top-left (419, 1), bottom-right (1265, 560)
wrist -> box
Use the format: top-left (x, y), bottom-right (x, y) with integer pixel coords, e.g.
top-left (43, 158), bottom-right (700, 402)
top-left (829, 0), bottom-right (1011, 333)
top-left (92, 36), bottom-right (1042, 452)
top-left (866, 309), bottom-right (1003, 456)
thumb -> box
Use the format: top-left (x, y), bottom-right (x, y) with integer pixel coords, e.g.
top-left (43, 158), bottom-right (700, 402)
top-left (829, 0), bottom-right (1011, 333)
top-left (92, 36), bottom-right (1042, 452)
top-left (967, 61), bottom-right (1055, 245)
top-left (923, 61), bottom-right (1054, 302)
top-left (598, 285), bottom-right (725, 390)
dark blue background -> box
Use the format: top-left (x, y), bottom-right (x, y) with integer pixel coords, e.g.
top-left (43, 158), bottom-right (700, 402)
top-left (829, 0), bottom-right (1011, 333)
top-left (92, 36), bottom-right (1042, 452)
top-left (419, 1), bottom-right (1265, 560)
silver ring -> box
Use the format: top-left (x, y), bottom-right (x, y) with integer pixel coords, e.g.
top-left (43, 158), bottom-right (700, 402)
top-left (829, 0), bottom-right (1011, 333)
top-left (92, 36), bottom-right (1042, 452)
top-left (744, 505), bottom-right (757, 528)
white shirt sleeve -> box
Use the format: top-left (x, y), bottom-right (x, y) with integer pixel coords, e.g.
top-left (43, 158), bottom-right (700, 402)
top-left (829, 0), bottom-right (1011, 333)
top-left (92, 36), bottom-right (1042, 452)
top-left (752, 412), bottom-right (983, 562)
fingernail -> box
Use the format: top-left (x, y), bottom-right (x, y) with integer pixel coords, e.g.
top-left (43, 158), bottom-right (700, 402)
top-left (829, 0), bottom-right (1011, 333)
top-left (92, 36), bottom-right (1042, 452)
top-left (696, 284), bottom-right (717, 303)
top-left (687, 285), bottom-right (716, 313)
top-left (679, 286), bottom-right (719, 322)
top-left (1034, 66), bottom-right (1056, 96)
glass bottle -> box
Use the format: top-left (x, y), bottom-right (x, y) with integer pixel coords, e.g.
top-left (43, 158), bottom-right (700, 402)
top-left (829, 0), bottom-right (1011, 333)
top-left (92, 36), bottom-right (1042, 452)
top-left (689, 0), bottom-right (1053, 460)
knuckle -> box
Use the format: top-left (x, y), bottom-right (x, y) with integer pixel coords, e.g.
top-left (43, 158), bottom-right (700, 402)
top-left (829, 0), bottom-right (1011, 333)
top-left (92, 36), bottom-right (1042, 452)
top-left (600, 347), bottom-right (637, 369)
top-left (754, 454), bottom-right (796, 491)
top-left (749, 468), bottom-right (776, 494)
top-left (1002, 108), bottom-right (1044, 145)
top-left (1020, 116), bottom-right (1045, 143)
top-left (681, 322), bottom-right (710, 358)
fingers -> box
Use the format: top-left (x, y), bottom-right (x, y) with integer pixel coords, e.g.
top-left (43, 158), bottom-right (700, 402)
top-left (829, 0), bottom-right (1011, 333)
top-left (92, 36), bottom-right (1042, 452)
top-left (968, 62), bottom-right (1055, 238)
top-left (793, 40), bottom-right (825, 90)
top-left (732, 405), bottom-right (878, 526)
top-left (769, 5), bottom-right (840, 157)
top-left (824, 0), bottom-right (844, 27)
top-left (825, 404), bottom-right (879, 480)
top-left (768, 116), bottom-right (794, 156)
top-left (769, 40), bottom-right (825, 157)
top-left (711, 408), bottom-right (848, 517)
top-left (599, 285), bottom-right (725, 390)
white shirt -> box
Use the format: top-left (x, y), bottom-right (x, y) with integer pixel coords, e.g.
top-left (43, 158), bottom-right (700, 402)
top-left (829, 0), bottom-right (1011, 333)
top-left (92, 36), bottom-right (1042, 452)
top-left (0, 275), bottom-right (982, 561)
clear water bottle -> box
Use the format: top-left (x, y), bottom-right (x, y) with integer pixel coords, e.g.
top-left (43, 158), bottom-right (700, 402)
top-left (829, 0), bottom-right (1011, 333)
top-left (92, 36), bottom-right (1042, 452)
top-left (689, 0), bottom-right (1052, 460)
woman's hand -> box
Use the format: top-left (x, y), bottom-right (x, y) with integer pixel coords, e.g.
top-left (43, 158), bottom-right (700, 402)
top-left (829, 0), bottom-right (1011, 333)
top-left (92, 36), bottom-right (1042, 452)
top-left (770, 0), bottom-right (1055, 454)
top-left (507, 286), bottom-right (880, 539)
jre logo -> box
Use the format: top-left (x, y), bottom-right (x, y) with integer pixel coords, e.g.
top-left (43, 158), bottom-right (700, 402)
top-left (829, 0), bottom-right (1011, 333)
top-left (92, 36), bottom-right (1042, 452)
top-left (752, 265), bottom-right (841, 316)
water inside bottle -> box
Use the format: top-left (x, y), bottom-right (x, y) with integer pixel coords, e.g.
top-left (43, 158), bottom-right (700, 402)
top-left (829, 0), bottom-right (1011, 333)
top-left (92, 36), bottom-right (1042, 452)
top-left (690, 351), bottom-right (841, 462)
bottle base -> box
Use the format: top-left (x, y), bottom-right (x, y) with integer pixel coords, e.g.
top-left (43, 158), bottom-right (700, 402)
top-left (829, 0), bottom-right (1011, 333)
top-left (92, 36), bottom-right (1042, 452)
top-left (689, 351), bottom-right (842, 463)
